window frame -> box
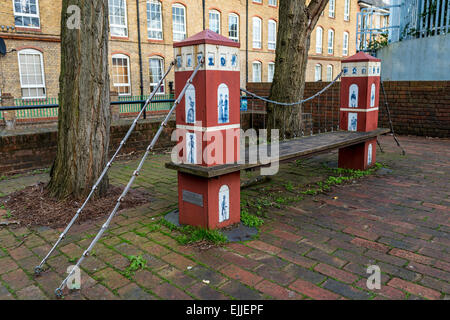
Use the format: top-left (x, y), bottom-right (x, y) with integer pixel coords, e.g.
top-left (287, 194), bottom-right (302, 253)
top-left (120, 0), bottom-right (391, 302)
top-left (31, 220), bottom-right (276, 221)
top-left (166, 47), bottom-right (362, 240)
top-left (327, 29), bottom-right (334, 55)
top-left (209, 9), bottom-right (221, 34)
top-left (228, 13), bottom-right (239, 42)
top-left (344, 0), bottom-right (350, 21)
top-left (314, 64), bottom-right (322, 82)
top-left (252, 61), bottom-right (262, 82)
top-left (268, 19), bottom-right (277, 50)
top-left (329, 0), bottom-right (335, 18)
top-left (326, 65), bottom-right (333, 81)
top-left (268, 0), bottom-right (277, 6)
top-left (149, 56), bottom-right (165, 94)
top-left (252, 17), bottom-right (262, 49)
top-left (17, 49), bottom-right (46, 99)
top-left (268, 62), bottom-right (275, 82)
top-left (13, 0), bottom-right (41, 29)
top-left (315, 26), bottom-right (323, 54)
top-left (343, 31), bottom-right (349, 56)
top-left (109, 0), bottom-right (129, 38)
top-left (111, 54), bottom-right (132, 96)
top-left (172, 3), bottom-right (187, 42)
top-left (147, 0), bottom-right (163, 40)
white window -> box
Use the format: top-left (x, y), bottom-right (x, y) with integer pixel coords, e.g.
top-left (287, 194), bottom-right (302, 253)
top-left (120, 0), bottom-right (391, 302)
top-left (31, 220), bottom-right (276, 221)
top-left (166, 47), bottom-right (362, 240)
top-left (344, 0), bottom-right (350, 21)
top-left (314, 64), bottom-right (322, 82)
top-left (343, 32), bottom-right (349, 56)
top-left (228, 13), bottom-right (239, 42)
top-left (149, 56), bottom-right (165, 94)
top-left (328, 29), bottom-right (334, 54)
top-left (252, 61), bottom-right (261, 82)
top-left (172, 4), bottom-right (186, 41)
top-left (329, 0), bottom-right (335, 18)
top-left (268, 20), bottom-right (277, 50)
top-left (13, 0), bottom-right (40, 28)
top-left (112, 54), bottom-right (131, 96)
top-left (326, 65), bottom-right (333, 81)
top-left (147, 0), bottom-right (163, 40)
top-left (252, 17), bottom-right (262, 49)
top-left (209, 10), bottom-right (220, 34)
top-left (253, 0), bottom-right (262, 3)
top-left (268, 62), bottom-right (275, 82)
top-left (268, 0), bottom-right (277, 6)
top-left (18, 49), bottom-right (46, 99)
top-left (109, 0), bottom-right (128, 37)
top-left (315, 27), bottom-right (323, 54)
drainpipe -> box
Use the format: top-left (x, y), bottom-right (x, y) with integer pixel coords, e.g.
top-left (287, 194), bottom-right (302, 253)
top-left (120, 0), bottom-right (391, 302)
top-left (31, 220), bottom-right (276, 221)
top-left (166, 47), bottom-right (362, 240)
top-left (136, 0), bottom-right (145, 119)
top-left (246, 0), bottom-right (248, 84)
top-left (202, 0), bottom-right (206, 30)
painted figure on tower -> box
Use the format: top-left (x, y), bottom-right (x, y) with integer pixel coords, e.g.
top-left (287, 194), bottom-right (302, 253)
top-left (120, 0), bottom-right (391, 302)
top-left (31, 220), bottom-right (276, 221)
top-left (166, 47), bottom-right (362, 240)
top-left (218, 84), bottom-right (230, 124)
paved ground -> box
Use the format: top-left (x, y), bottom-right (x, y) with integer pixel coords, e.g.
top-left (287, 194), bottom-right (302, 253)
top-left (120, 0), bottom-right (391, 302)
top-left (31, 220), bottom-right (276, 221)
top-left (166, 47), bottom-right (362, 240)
top-left (0, 134), bottom-right (449, 300)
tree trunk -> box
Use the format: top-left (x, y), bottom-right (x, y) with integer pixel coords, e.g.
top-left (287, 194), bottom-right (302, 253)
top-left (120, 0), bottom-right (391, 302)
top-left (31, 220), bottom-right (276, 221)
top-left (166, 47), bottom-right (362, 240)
top-left (268, 0), bottom-right (329, 139)
top-left (48, 0), bottom-right (111, 199)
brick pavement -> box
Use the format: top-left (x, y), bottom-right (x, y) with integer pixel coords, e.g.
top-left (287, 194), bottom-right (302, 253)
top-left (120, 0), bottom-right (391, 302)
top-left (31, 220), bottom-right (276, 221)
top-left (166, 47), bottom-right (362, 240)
top-left (0, 135), bottom-right (449, 300)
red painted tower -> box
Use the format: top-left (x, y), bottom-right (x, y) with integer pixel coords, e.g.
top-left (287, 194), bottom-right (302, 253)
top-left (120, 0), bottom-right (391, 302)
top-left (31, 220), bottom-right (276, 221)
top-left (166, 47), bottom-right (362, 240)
top-left (338, 52), bottom-right (381, 170)
top-left (173, 30), bottom-right (241, 229)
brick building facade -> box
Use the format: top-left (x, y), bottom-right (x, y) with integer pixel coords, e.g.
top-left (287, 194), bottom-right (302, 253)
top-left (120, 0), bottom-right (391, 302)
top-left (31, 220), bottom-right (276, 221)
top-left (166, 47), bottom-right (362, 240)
top-left (0, 0), bottom-right (357, 101)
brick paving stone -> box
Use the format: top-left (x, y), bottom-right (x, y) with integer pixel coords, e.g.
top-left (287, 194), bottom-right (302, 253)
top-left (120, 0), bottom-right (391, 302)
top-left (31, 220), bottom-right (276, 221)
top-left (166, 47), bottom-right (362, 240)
top-left (306, 249), bottom-right (347, 268)
top-left (133, 270), bottom-right (164, 289)
top-left (162, 252), bottom-right (196, 270)
top-left (16, 285), bottom-right (48, 300)
top-left (82, 284), bottom-right (118, 300)
top-left (389, 248), bottom-right (435, 265)
top-left (1, 268), bottom-right (33, 291)
top-left (117, 283), bottom-right (156, 300)
top-left (221, 264), bottom-right (263, 287)
top-left (157, 266), bottom-right (197, 289)
top-left (187, 282), bottom-right (229, 300)
top-left (388, 278), bottom-right (442, 300)
top-left (278, 250), bottom-right (316, 269)
top-left (186, 265), bottom-right (228, 287)
top-left (219, 280), bottom-right (264, 300)
top-left (8, 246), bottom-right (34, 261)
top-left (322, 279), bottom-right (372, 300)
top-left (289, 279), bottom-right (342, 300)
top-left (246, 241), bottom-right (282, 255)
top-left (93, 268), bottom-right (130, 290)
top-left (0, 257), bottom-right (19, 274)
top-left (314, 263), bottom-right (359, 284)
top-left (152, 282), bottom-right (193, 300)
top-left (255, 280), bottom-right (302, 300)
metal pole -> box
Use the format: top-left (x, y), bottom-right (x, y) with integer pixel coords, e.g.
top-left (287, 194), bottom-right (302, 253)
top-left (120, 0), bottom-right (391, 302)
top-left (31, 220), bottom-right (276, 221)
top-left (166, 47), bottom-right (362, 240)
top-left (136, 0), bottom-right (146, 119)
top-left (54, 60), bottom-right (204, 298)
top-left (34, 62), bottom-right (175, 276)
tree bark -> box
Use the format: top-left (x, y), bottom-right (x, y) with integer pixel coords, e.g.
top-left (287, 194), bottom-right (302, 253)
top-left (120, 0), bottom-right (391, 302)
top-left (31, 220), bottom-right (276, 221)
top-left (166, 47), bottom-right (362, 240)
top-left (268, 0), bottom-right (329, 139)
top-left (48, 0), bottom-right (111, 199)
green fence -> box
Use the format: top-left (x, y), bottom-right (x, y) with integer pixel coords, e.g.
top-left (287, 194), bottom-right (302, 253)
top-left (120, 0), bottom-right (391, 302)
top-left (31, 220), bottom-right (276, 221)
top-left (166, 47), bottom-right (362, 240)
top-left (118, 94), bottom-right (174, 114)
top-left (14, 98), bottom-right (59, 120)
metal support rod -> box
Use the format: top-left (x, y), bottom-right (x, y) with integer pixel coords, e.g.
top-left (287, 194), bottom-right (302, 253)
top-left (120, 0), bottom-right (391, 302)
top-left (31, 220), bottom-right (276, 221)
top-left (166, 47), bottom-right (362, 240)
top-left (54, 60), bottom-right (204, 298)
top-left (34, 62), bottom-right (175, 276)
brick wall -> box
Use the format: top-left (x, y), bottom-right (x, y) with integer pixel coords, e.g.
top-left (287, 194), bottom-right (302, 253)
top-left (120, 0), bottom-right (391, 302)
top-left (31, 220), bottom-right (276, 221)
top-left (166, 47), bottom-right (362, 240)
top-left (245, 81), bottom-right (450, 138)
top-left (0, 119), bottom-right (176, 175)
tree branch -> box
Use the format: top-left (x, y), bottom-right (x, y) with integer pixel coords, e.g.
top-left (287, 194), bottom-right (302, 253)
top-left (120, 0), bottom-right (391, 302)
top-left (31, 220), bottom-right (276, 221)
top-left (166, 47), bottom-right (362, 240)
top-left (306, 0), bottom-right (329, 33)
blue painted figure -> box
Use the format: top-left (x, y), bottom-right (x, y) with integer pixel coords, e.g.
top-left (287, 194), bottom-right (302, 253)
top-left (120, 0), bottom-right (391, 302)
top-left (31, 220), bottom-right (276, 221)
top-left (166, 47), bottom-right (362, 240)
top-left (187, 96), bottom-right (195, 123)
top-left (231, 54), bottom-right (237, 67)
top-left (350, 91), bottom-right (357, 107)
top-left (218, 94), bottom-right (224, 123)
top-left (223, 94), bottom-right (229, 123)
top-left (352, 67), bottom-right (357, 74)
top-left (186, 54), bottom-right (192, 67)
top-left (177, 56), bottom-right (182, 68)
top-left (343, 67), bottom-right (348, 74)
top-left (197, 53), bottom-right (203, 64)
top-left (350, 115), bottom-right (357, 131)
top-left (188, 134), bottom-right (195, 164)
top-left (220, 195), bottom-right (228, 221)
top-left (220, 56), bottom-right (226, 67)
top-left (208, 54), bottom-right (214, 66)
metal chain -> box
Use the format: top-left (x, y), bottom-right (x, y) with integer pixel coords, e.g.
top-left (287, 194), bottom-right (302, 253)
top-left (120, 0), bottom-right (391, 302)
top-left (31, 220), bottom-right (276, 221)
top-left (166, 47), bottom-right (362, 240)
top-left (240, 71), bottom-right (343, 107)
top-left (54, 60), bottom-right (204, 298)
top-left (34, 61), bottom-right (175, 276)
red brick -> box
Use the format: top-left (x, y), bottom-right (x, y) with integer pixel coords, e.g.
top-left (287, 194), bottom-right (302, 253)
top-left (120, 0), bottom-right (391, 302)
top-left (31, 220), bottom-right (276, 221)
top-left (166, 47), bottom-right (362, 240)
top-left (289, 279), bottom-right (343, 300)
top-left (350, 238), bottom-right (390, 253)
top-left (388, 278), bottom-right (441, 300)
top-left (246, 241), bottom-right (282, 255)
top-left (314, 263), bottom-right (359, 284)
top-left (422, 202), bottom-right (448, 211)
top-left (269, 229), bottom-right (302, 242)
top-left (389, 248), bottom-right (434, 265)
top-left (278, 250), bottom-right (316, 269)
top-left (343, 227), bottom-right (378, 241)
top-left (355, 279), bottom-right (405, 300)
top-left (162, 252), bottom-right (196, 270)
top-left (221, 264), bottom-right (263, 287)
top-left (255, 280), bottom-right (301, 300)
top-left (435, 260), bottom-right (450, 273)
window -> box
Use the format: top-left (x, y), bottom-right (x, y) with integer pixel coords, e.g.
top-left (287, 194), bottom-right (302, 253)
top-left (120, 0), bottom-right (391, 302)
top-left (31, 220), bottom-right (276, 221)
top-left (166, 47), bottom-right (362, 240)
top-left (326, 65), bottom-right (333, 81)
top-left (315, 27), bottom-right (323, 54)
top-left (314, 64), bottom-right (322, 82)
top-left (209, 10), bottom-right (220, 34)
top-left (268, 0), bottom-right (277, 6)
top-left (109, 0), bottom-right (128, 37)
top-left (13, 0), bottom-right (40, 28)
top-left (343, 32), bottom-right (349, 56)
top-left (268, 20), bottom-right (277, 50)
top-left (253, 0), bottom-right (262, 3)
top-left (149, 56), bottom-right (165, 94)
top-left (344, 0), bottom-right (350, 21)
top-left (327, 29), bottom-right (334, 54)
top-left (147, 0), bottom-right (163, 40)
top-left (18, 49), bottom-right (46, 99)
top-left (172, 4), bottom-right (186, 41)
top-left (252, 61), bottom-right (261, 82)
top-left (112, 54), bottom-right (131, 96)
top-left (252, 17), bottom-right (262, 49)
top-left (329, 0), bottom-right (335, 18)
top-left (268, 62), bottom-right (275, 82)
top-left (228, 13), bottom-right (239, 42)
